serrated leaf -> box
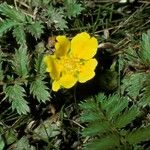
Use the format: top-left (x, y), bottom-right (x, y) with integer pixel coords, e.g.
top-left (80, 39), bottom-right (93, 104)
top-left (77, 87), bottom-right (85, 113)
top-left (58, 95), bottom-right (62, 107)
top-left (106, 96), bottom-right (128, 120)
top-left (30, 79), bottom-right (50, 103)
top-left (16, 136), bottom-right (35, 150)
top-left (115, 106), bottom-right (140, 128)
top-left (4, 84), bottom-right (30, 115)
top-left (82, 121), bottom-right (110, 137)
top-left (84, 135), bottom-right (120, 150)
top-left (139, 33), bottom-right (150, 66)
top-left (0, 19), bottom-right (18, 36)
top-left (126, 125), bottom-right (150, 144)
top-left (13, 25), bottom-right (26, 45)
top-left (26, 21), bottom-right (44, 39)
top-left (64, 0), bottom-right (84, 18)
top-left (121, 73), bottom-right (146, 98)
top-left (140, 82), bottom-right (150, 106)
top-left (0, 2), bottom-right (25, 22)
top-left (34, 54), bottom-right (46, 76)
top-left (79, 99), bottom-right (97, 110)
top-left (13, 46), bottom-right (29, 78)
top-left (45, 6), bottom-right (67, 30)
top-left (80, 111), bottom-right (102, 123)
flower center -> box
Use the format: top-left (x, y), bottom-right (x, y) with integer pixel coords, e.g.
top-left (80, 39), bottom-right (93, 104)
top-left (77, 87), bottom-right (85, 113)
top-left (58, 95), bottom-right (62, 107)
top-left (60, 56), bottom-right (82, 74)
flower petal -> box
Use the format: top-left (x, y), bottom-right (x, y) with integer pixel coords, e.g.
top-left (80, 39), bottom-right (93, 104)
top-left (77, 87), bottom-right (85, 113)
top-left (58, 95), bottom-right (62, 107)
top-left (71, 32), bottom-right (98, 59)
top-left (59, 74), bottom-right (77, 89)
top-left (43, 55), bottom-right (61, 80)
top-left (78, 59), bottom-right (98, 83)
top-left (55, 36), bottom-right (70, 57)
top-left (52, 80), bottom-right (61, 91)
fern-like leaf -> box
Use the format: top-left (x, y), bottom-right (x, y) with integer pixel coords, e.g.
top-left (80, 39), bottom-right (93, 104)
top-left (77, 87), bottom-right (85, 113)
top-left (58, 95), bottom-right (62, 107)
top-left (12, 46), bottom-right (29, 78)
top-left (4, 84), bottom-right (30, 114)
top-left (0, 19), bottom-right (18, 36)
top-left (13, 25), bottom-right (26, 45)
top-left (64, 0), bottom-right (84, 18)
top-left (45, 6), bottom-right (67, 30)
top-left (0, 2), bottom-right (25, 22)
top-left (115, 106), bottom-right (140, 128)
top-left (84, 135), bottom-right (120, 150)
top-left (138, 33), bottom-right (150, 66)
top-left (34, 53), bottom-right (46, 77)
top-left (140, 79), bottom-right (150, 106)
top-left (26, 21), bottom-right (44, 39)
top-left (80, 93), bottom-right (143, 150)
top-left (30, 78), bottom-right (50, 103)
top-left (126, 125), bottom-right (150, 144)
top-left (121, 73), bottom-right (146, 99)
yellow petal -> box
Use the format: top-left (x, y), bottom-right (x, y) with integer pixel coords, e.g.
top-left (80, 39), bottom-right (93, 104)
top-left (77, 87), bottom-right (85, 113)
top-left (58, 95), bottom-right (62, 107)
top-left (78, 59), bottom-right (98, 83)
top-left (43, 55), bottom-right (61, 80)
top-left (55, 36), bottom-right (70, 57)
top-left (59, 74), bottom-right (77, 89)
top-left (52, 80), bottom-right (60, 91)
top-left (71, 32), bottom-right (98, 60)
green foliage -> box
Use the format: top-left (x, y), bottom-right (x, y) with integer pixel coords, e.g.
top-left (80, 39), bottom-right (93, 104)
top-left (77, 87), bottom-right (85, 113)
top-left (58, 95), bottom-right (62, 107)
top-left (0, 2), bottom-right (45, 44)
top-left (0, 19), bottom-right (19, 36)
top-left (13, 25), bottom-right (26, 45)
top-left (0, 1), bottom-right (84, 45)
top-left (64, 0), bottom-right (84, 18)
top-left (126, 125), bottom-right (150, 145)
top-left (121, 32), bottom-right (150, 107)
top-left (80, 93), bottom-right (150, 150)
top-left (15, 136), bottom-right (35, 150)
top-left (43, 6), bottom-right (67, 30)
top-left (138, 32), bottom-right (150, 66)
top-left (4, 84), bottom-right (30, 114)
top-left (0, 135), bottom-right (5, 150)
top-left (140, 77), bottom-right (150, 106)
top-left (30, 78), bottom-right (50, 103)
top-left (26, 21), bottom-right (44, 39)
top-left (0, 3), bottom-right (25, 22)
top-left (12, 46), bottom-right (29, 78)
top-left (121, 73), bottom-right (147, 98)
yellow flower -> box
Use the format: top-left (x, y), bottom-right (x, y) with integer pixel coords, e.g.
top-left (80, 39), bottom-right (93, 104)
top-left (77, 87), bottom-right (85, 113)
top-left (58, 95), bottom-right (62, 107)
top-left (44, 32), bottom-right (98, 91)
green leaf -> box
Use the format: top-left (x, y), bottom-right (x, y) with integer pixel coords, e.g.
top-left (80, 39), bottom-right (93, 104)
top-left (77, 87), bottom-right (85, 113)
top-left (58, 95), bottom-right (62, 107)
top-left (121, 73), bottom-right (146, 98)
top-left (45, 6), bottom-right (67, 30)
top-left (34, 53), bottom-right (46, 76)
top-left (80, 93), bottom-right (144, 150)
top-left (16, 136), bottom-right (35, 150)
top-left (115, 106), bottom-right (140, 128)
top-left (139, 76), bottom-right (150, 106)
top-left (84, 135), bottom-right (120, 150)
top-left (0, 135), bottom-right (5, 150)
top-left (26, 21), bottom-right (44, 39)
top-left (139, 33), bottom-right (150, 66)
top-left (82, 121), bottom-right (110, 137)
top-left (13, 25), bottom-right (26, 45)
top-left (64, 0), bottom-right (84, 18)
top-left (80, 111), bottom-right (101, 123)
top-left (30, 79), bottom-right (50, 103)
top-left (126, 125), bottom-right (150, 144)
top-left (0, 19), bottom-right (18, 36)
top-left (13, 46), bottom-right (29, 78)
top-left (4, 84), bottom-right (30, 115)
top-left (5, 129), bottom-right (16, 145)
top-left (0, 2), bottom-right (25, 22)
top-left (33, 119), bottom-right (60, 140)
